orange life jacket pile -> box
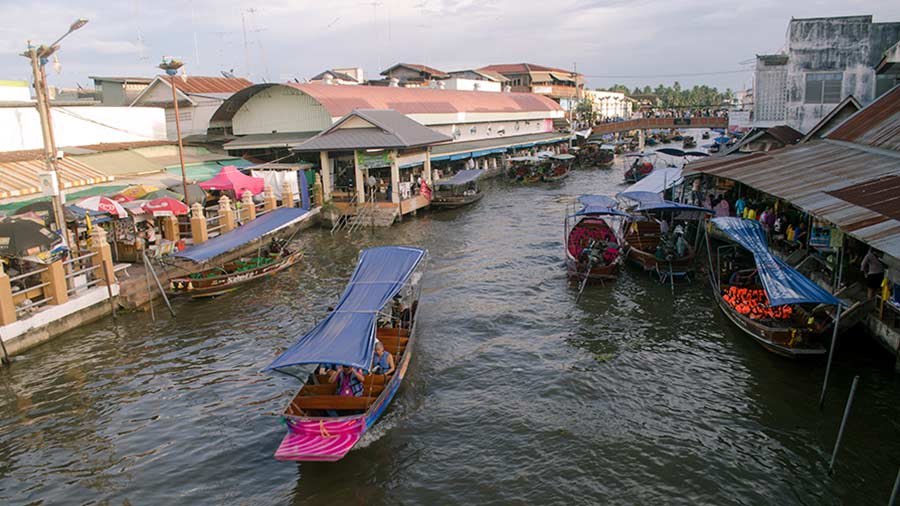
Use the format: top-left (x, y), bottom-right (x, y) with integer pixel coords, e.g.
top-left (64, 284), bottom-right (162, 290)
top-left (722, 286), bottom-right (794, 321)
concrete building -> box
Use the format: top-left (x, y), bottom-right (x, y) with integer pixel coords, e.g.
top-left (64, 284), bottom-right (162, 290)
top-left (130, 75), bottom-right (253, 140)
top-left (309, 68), bottom-right (365, 85)
top-left (209, 82), bottom-right (568, 206)
top-left (753, 15), bottom-right (900, 132)
top-left (0, 80), bottom-right (31, 102)
top-left (89, 76), bottom-right (153, 106)
top-left (378, 63), bottom-right (449, 87)
top-left (0, 103), bottom-right (166, 153)
top-left (584, 90), bottom-right (633, 119)
top-left (479, 63), bottom-right (585, 110)
top-left (443, 69), bottom-right (508, 92)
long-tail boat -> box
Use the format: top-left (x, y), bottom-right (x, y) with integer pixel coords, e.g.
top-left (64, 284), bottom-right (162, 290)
top-left (543, 153), bottom-right (574, 182)
top-left (431, 169), bottom-right (485, 209)
top-left (168, 246), bottom-right (302, 299)
top-left (705, 217), bottom-right (842, 358)
top-left (263, 246), bottom-right (427, 461)
top-left (618, 191), bottom-right (712, 283)
top-left (565, 195), bottom-right (631, 284)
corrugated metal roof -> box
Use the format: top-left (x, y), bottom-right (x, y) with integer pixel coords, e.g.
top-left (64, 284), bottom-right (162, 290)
top-left (89, 76), bottom-right (154, 84)
top-left (479, 63), bottom-right (580, 76)
top-left (285, 83), bottom-right (562, 117)
top-left (683, 141), bottom-right (900, 257)
top-left (827, 85), bottom-right (900, 151)
top-left (293, 109), bottom-right (451, 151)
top-left (381, 63), bottom-right (449, 79)
top-left (161, 76), bottom-right (253, 94)
top-left (826, 175), bottom-right (900, 221)
top-left (430, 132), bottom-right (570, 156)
top-left (0, 141), bottom-right (173, 163)
top-left (0, 157), bottom-right (114, 199)
top-left (224, 132), bottom-right (317, 151)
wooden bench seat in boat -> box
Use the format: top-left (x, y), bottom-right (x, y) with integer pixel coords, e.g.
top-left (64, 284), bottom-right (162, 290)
top-left (625, 221), bottom-right (663, 251)
top-left (287, 395), bottom-right (376, 415)
top-left (301, 383), bottom-right (385, 396)
top-left (316, 373), bottom-right (390, 386)
top-left (376, 327), bottom-right (409, 338)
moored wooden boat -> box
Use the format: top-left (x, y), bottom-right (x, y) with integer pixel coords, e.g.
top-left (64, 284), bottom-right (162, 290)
top-left (168, 249), bottom-right (303, 298)
top-left (565, 196), bottom-right (629, 284)
top-left (543, 153), bottom-right (574, 182)
top-left (682, 136), bottom-right (696, 149)
top-left (263, 246), bottom-right (427, 462)
top-left (431, 169), bottom-right (485, 209)
top-left (705, 217), bottom-right (842, 358)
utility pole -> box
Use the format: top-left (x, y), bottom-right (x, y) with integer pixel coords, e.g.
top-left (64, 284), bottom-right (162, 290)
top-left (158, 58), bottom-right (190, 204)
top-left (20, 18), bottom-right (89, 247)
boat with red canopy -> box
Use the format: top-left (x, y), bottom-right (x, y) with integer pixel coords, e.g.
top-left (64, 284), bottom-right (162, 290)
top-left (263, 246), bottom-right (427, 462)
top-left (565, 195), bottom-right (631, 284)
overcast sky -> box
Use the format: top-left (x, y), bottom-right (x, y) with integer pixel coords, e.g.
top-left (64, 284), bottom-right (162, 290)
top-left (2, 0), bottom-right (899, 92)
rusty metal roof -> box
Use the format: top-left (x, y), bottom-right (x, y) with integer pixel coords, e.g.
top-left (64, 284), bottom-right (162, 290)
top-left (684, 141), bottom-right (900, 257)
top-left (479, 63), bottom-right (580, 76)
top-left (161, 76), bottom-right (253, 95)
top-left (380, 63), bottom-right (449, 79)
top-left (827, 85), bottom-right (900, 151)
top-left (0, 157), bottom-right (113, 200)
top-left (827, 175), bottom-right (900, 221)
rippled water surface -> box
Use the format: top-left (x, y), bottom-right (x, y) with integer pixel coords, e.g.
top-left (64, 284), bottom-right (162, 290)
top-left (3, 138), bottom-right (900, 505)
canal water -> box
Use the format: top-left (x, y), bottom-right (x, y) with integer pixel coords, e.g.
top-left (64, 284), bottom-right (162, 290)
top-left (2, 136), bottom-right (900, 505)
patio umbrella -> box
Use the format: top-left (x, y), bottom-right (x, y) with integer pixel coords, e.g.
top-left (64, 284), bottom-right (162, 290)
top-left (75, 196), bottom-right (128, 218)
top-left (13, 200), bottom-right (88, 224)
top-left (112, 193), bottom-right (135, 204)
top-left (141, 197), bottom-right (190, 217)
top-left (119, 184), bottom-right (159, 200)
top-left (199, 165), bottom-right (264, 196)
top-left (143, 189), bottom-right (184, 201)
top-left (0, 218), bottom-right (64, 258)
top-left (166, 183), bottom-right (207, 206)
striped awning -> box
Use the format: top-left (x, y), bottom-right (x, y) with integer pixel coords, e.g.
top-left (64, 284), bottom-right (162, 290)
top-left (0, 157), bottom-right (114, 200)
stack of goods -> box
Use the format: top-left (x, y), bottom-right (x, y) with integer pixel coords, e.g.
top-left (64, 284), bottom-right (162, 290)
top-left (721, 286), bottom-right (794, 321)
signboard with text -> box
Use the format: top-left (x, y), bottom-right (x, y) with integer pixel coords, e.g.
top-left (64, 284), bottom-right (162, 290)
top-left (356, 150), bottom-right (391, 169)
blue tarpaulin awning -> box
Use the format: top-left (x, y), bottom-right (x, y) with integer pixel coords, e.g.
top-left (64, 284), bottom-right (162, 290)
top-left (622, 166), bottom-right (683, 194)
top-left (264, 246), bottom-right (426, 371)
top-left (712, 217), bottom-right (840, 307)
top-left (173, 207), bottom-right (309, 262)
top-left (449, 153), bottom-right (471, 161)
top-left (574, 195), bottom-right (631, 218)
top-left (435, 169), bottom-right (484, 187)
top-left (619, 191), bottom-right (712, 215)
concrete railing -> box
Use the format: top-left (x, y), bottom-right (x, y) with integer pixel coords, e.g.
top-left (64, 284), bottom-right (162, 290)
top-left (187, 185), bottom-right (306, 245)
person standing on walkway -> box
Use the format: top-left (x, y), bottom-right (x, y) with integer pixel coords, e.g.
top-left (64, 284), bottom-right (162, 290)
top-left (861, 249), bottom-right (885, 300)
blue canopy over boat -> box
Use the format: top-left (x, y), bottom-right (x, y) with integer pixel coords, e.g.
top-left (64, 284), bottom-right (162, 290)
top-left (264, 246), bottom-right (426, 371)
top-left (173, 207), bottom-right (308, 262)
top-left (619, 191), bottom-right (713, 214)
top-left (714, 136), bottom-right (730, 144)
top-left (434, 169), bottom-right (484, 187)
top-left (622, 166), bottom-right (682, 194)
top-left (712, 217), bottom-right (840, 307)
top-left (574, 195), bottom-right (631, 217)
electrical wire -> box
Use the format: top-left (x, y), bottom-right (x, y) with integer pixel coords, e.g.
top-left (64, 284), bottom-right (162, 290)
top-left (53, 108), bottom-right (161, 139)
top-left (582, 69), bottom-right (753, 79)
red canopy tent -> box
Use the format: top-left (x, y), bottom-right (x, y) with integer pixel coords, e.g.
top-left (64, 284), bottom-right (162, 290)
top-left (199, 165), bottom-right (264, 196)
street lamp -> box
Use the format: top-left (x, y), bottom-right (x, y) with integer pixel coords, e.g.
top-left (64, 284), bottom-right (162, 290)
top-left (20, 18), bottom-right (89, 247)
top-left (158, 57), bottom-right (190, 204)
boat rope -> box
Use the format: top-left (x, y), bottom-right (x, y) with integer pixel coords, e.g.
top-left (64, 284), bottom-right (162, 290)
top-left (319, 419), bottom-right (337, 438)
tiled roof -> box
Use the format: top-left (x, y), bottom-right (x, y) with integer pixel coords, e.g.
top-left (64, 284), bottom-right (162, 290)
top-left (381, 63), bottom-right (449, 79)
top-left (161, 76), bottom-right (253, 94)
top-left (479, 63), bottom-right (580, 76)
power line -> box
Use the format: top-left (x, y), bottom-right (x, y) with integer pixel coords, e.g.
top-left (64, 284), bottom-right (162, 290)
top-left (582, 69), bottom-right (752, 79)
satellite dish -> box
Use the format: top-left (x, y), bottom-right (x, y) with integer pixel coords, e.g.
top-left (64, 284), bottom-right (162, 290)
top-left (221, 69), bottom-right (236, 78)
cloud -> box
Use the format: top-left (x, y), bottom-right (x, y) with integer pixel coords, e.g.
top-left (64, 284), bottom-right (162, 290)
top-left (0, 0), bottom-right (899, 90)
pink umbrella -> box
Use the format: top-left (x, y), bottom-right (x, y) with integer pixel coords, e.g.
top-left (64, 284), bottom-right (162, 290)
top-left (76, 196), bottom-right (127, 217)
top-left (199, 165), bottom-right (264, 196)
top-left (141, 197), bottom-right (190, 217)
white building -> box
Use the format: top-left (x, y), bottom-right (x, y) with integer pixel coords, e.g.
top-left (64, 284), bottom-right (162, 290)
top-left (584, 90), bottom-right (632, 119)
top-left (443, 70), bottom-right (509, 92)
top-left (130, 75), bottom-right (252, 140)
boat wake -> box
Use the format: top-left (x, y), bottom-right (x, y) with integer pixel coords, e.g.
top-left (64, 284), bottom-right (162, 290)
top-left (353, 407), bottom-right (406, 450)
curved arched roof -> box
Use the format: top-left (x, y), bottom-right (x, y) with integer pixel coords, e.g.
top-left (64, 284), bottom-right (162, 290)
top-left (210, 83), bottom-right (562, 125)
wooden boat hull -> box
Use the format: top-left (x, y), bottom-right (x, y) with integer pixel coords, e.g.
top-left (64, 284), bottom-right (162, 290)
top-left (566, 255), bottom-right (618, 283)
top-left (626, 246), bottom-right (697, 274)
top-left (168, 251), bottom-right (303, 299)
top-left (714, 290), bottom-right (826, 358)
top-left (275, 325), bottom-right (417, 461)
top-left (430, 191), bottom-right (484, 209)
top-left (542, 171), bottom-right (570, 183)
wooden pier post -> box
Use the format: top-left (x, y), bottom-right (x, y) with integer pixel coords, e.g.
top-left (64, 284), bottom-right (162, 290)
top-left (313, 173), bottom-right (324, 207)
top-left (89, 227), bottom-right (116, 286)
top-left (0, 265), bottom-right (16, 325)
top-left (263, 185), bottom-right (277, 212)
top-left (241, 190), bottom-right (256, 222)
top-left (190, 203), bottom-right (208, 244)
top-left (281, 180), bottom-right (295, 208)
top-left (161, 216), bottom-right (180, 242)
top-left (218, 195), bottom-right (236, 233)
top-left (319, 150), bottom-right (332, 202)
top-left (41, 260), bottom-right (68, 305)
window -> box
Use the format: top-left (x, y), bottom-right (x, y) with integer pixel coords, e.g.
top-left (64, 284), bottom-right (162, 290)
top-left (805, 72), bottom-right (842, 104)
top-left (875, 74), bottom-right (899, 98)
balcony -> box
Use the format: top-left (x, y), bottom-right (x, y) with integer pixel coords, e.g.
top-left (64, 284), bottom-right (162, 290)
top-left (512, 84), bottom-right (579, 99)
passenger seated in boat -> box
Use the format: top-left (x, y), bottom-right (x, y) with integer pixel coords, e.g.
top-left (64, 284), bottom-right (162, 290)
top-left (372, 341), bottom-right (395, 376)
top-left (329, 365), bottom-right (365, 397)
top-left (674, 226), bottom-right (689, 258)
top-left (728, 268), bottom-right (758, 287)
